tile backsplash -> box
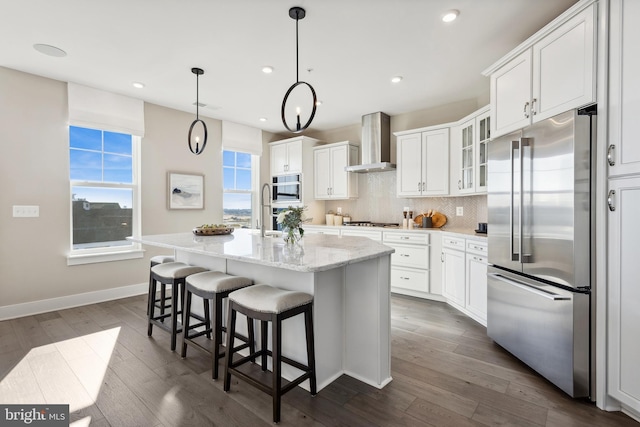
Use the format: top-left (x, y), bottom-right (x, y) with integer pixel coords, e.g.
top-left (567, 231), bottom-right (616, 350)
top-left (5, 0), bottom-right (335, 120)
top-left (323, 172), bottom-right (487, 229)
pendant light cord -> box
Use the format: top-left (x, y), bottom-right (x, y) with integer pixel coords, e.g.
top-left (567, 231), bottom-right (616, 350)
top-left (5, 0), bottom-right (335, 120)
top-left (196, 73), bottom-right (200, 119)
top-left (295, 10), bottom-right (299, 83)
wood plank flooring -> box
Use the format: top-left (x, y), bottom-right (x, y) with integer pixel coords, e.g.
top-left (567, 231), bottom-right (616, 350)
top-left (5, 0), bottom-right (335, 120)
top-left (0, 294), bottom-right (637, 426)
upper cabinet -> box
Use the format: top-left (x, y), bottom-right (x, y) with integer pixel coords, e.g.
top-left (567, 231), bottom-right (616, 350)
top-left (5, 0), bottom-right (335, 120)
top-left (484, 1), bottom-right (597, 138)
top-left (453, 106), bottom-right (490, 195)
top-left (608, 0), bottom-right (640, 177)
top-left (313, 141), bottom-right (359, 200)
top-left (396, 126), bottom-right (450, 197)
top-left (270, 136), bottom-right (320, 175)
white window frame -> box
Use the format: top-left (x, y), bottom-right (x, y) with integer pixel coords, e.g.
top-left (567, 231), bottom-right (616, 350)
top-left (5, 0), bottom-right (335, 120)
top-left (67, 133), bottom-right (143, 265)
top-left (222, 150), bottom-right (260, 229)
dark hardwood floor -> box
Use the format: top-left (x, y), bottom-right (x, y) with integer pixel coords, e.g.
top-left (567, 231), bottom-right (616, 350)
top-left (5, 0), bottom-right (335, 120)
top-left (0, 293), bottom-right (637, 426)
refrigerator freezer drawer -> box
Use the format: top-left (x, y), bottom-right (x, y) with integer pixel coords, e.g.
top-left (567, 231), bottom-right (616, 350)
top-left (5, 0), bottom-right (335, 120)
top-left (487, 268), bottom-right (589, 397)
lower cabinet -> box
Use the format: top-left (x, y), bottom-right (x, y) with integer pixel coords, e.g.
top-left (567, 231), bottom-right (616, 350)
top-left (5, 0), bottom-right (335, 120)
top-left (384, 232), bottom-right (431, 295)
top-left (442, 233), bottom-right (488, 326)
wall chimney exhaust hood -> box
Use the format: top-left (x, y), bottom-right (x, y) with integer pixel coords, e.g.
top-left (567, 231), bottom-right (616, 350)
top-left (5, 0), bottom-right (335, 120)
top-left (345, 112), bottom-right (396, 173)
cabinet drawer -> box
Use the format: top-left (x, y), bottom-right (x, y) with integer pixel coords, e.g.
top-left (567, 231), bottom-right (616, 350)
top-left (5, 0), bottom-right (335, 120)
top-left (466, 239), bottom-right (488, 256)
top-left (305, 228), bottom-right (340, 236)
top-left (388, 243), bottom-right (429, 269)
top-left (340, 229), bottom-right (383, 242)
top-left (391, 266), bottom-right (429, 292)
top-left (442, 235), bottom-right (465, 250)
top-left (383, 231), bottom-right (430, 245)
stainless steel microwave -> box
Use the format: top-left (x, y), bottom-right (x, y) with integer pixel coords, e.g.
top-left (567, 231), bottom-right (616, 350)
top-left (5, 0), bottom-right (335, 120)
top-left (271, 174), bottom-right (302, 205)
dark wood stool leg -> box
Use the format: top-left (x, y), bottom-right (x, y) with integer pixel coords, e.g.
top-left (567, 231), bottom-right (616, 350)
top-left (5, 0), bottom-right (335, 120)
top-left (160, 284), bottom-right (167, 317)
top-left (180, 288), bottom-right (192, 357)
top-left (147, 279), bottom-right (157, 336)
top-left (272, 313), bottom-right (282, 423)
top-left (305, 305), bottom-right (317, 395)
top-left (203, 298), bottom-right (211, 339)
top-left (247, 315), bottom-right (256, 363)
top-left (212, 293), bottom-right (224, 380)
top-left (170, 282), bottom-right (179, 351)
top-left (261, 320), bottom-right (268, 371)
top-left (223, 302), bottom-right (237, 392)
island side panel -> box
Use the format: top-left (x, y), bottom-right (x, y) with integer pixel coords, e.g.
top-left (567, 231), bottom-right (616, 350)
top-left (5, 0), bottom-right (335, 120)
top-left (343, 254), bottom-right (392, 388)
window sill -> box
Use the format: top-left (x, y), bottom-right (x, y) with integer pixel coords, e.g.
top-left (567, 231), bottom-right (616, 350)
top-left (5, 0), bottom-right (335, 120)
top-left (67, 249), bottom-right (145, 266)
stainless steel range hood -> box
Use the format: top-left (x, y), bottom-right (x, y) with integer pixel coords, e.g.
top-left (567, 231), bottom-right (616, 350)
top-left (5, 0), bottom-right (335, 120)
top-left (345, 112), bottom-right (396, 173)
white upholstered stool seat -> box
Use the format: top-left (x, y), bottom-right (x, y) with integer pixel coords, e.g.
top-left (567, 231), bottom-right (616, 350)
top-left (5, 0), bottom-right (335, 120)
top-left (228, 284), bottom-right (313, 314)
top-left (181, 271), bottom-right (254, 379)
top-left (150, 254), bottom-right (175, 266)
top-left (151, 262), bottom-right (207, 279)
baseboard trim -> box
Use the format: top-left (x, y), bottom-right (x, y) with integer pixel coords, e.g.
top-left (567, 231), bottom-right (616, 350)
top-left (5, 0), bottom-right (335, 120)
top-left (0, 282), bottom-right (148, 321)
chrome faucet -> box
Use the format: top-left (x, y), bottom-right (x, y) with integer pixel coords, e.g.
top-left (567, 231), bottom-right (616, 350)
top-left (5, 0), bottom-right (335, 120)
top-left (260, 183), bottom-right (271, 237)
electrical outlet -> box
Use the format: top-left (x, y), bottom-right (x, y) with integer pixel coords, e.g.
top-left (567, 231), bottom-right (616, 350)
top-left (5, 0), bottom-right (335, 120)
top-left (13, 205), bottom-right (39, 217)
top-left (456, 206), bottom-right (464, 216)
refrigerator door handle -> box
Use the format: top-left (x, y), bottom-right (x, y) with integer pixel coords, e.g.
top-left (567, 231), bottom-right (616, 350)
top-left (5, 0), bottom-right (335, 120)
top-left (520, 137), bottom-right (532, 263)
top-left (489, 273), bottom-right (571, 301)
top-left (510, 140), bottom-right (520, 261)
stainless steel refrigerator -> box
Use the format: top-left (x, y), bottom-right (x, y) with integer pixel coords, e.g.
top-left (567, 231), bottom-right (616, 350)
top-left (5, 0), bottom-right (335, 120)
top-left (487, 107), bottom-right (595, 398)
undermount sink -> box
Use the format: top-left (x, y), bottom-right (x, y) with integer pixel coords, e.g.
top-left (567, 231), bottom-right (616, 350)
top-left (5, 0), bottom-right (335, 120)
top-left (251, 230), bottom-right (282, 238)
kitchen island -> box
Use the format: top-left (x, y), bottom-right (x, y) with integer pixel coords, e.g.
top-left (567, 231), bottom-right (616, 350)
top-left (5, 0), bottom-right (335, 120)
top-left (129, 229), bottom-right (394, 391)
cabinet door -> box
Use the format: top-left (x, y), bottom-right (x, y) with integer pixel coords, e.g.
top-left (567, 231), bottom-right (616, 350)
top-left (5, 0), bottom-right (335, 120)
top-left (607, 176), bottom-right (640, 409)
top-left (475, 110), bottom-right (491, 193)
top-left (313, 148), bottom-right (331, 199)
top-left (490, 50), bottom-right (532, 138)
top-left (271, 143), bottom-right (289, 175)
top-left (330, 145), bottom-right (349, 198)
top-left (423, 128), bottom-right (449, 196)
top-left (391, 267), bottom-right (429, 293)
top-left (609, 0), bottom-right (640, 177)
top-left (397, 133), bottom-right (424, 196)
top-left (286, 139), bottom-right (303, 173)
top-left (458, 119), bottom-right (475, 194)
top-left (442, 247), bottom-right (465, 307)
top-left (533, 4), bottom-right (596, 122)
top-left (466, 253), bottom-right (488, 324)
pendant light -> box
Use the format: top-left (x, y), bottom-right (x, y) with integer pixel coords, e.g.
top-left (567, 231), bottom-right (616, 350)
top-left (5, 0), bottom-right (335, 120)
top-left (281, 6), bottom-right (318, 134)
top-left (188, 67), bottom-right (208, 155)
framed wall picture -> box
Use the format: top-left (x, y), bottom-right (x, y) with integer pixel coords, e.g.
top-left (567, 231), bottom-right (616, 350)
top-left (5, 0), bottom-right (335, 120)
top-left (167, 172), bottom-right (204, 209)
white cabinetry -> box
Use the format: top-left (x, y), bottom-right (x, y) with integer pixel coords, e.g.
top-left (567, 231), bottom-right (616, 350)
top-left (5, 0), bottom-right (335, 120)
top-left (465, 239), bottom-right (488, 324)
top-left (607, 0), bottom-right (640, 414)
top-left (396, 126), bottom-right (450, 197)
top-left (441, 235), bottom-right (466, 307)
top-left (453, 106), bottom-right (490, 195)
top-left (270, 136), bottom-right (319, 175)
top-left (484, 2), bottom-right (596, 138)
top-left (384, 232), bottom-right (430, 295)
top-left (340, 228), bottom-right (382, 243)
top-left (313, 141), bottom-right (358, 200)
top-left (442, 234), bottom-right (487, 326)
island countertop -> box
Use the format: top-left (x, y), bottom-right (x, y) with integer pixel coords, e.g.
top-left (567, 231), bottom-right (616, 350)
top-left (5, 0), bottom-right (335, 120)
top-left (129, 229), bottom-right (394, 273)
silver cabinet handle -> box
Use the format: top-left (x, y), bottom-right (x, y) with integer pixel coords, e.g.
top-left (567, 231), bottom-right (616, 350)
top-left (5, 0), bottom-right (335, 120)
top-left (458, 179), bottom-right (462, 190)
top-left (607, 144), bottom-right (616, 167)
top-left (400, 276), bottom-right (410, 280)
top-left (523, 101), bottom-right (530, 118)
top-left (441, 253), bottom-right (444, 262)
top-left (418, 182), bottom-right (421, 191)
top-left (422, 182), bottom-right (426, 192)
top-left (400, 254), bottom-right (410, 257)
top-left (400, 236), bottom-right (410, 240)
top-left (608, 189), bottom-right (616, 211)
top-left (531, 98), bottom-right (537, 116)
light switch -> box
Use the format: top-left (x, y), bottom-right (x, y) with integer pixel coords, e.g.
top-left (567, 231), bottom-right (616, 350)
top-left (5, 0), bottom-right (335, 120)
top-left (13, 205), bottom-right (39, 217)
top-left (456, 206), bottom-right (464, 216)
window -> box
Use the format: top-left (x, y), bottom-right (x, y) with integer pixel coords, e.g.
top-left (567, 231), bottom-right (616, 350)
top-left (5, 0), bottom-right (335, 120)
top-left (223, 150), bottom-right (257, 228)
top-left (69, 125), bottom-right (141, 263)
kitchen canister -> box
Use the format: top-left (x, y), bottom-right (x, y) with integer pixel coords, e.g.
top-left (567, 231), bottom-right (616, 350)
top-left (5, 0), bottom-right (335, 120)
top-left (325, 213), bottom-right (335, 225)
top-left (334, 215), bottom-right (343, 225)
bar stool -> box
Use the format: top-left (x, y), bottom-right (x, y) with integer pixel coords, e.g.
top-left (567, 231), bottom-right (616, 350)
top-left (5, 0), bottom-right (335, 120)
top-left (223, 284), bottom-right (317, 423)
top-left (147, 262), bottom-right (207, 351)
top-left (180, 271), bottom-right (254, 379)
top-left (147, 255), bottom-right (175, 315)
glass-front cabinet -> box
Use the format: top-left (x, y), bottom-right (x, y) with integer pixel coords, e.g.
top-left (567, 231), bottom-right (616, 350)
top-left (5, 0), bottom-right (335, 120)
top-left (476, 110), bottom-right (490, 193)
top-left (459, 119), bottom-right (474, 194)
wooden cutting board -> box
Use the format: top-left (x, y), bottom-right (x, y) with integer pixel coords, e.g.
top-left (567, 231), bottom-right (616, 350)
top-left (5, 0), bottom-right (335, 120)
top-left (414, 211), bottom-right (447, 228)
top-left (431, 212), bottom-right (447, 228)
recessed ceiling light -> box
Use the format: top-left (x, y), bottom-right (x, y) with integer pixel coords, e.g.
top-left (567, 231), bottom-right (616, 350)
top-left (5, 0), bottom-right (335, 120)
top-left (259, 117), bottom-right (268, 122)
top-left (442, 9), bottom-right (459, 23)
top-left (33, 44), bottom-right (67, 57)
top-left (391, 76), bottom-right (403, 84)
top-left (262, 66), bottom-right (274, 74)
top-left (132, 82), bottom-right (145, 89)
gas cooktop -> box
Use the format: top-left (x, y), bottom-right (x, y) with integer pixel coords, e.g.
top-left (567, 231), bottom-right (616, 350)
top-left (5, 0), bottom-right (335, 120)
top-left (344, 221), bottom-right (400, 228)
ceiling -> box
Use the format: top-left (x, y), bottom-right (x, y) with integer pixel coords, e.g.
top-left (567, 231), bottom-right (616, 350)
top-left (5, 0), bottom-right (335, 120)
top-left (1, 0), bottom-right (578, 134)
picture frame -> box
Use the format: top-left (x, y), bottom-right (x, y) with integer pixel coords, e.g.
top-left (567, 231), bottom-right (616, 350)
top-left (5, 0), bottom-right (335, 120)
top-left (167, 172), bottom-right (204, 209)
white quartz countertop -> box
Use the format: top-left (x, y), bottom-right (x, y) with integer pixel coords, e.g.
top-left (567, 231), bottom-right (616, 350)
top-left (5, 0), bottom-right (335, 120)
top-left (129, 229), bottom-right (394, 273)
top-left (306, 224), bottom-right (487, 239)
